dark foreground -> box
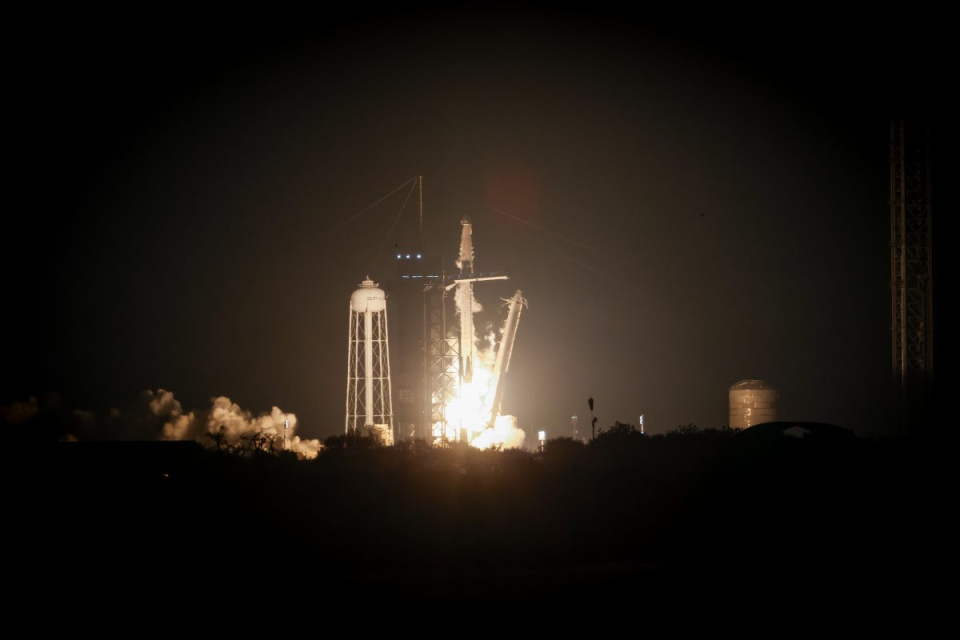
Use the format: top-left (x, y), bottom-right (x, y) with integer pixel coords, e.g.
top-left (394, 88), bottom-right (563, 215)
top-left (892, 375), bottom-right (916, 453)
top-left (15, 425), bottom-right (945, 602)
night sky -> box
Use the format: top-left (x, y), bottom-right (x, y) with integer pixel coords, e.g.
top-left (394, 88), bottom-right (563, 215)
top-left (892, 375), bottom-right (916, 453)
top-left (6, 11), bottom-right (945, 440)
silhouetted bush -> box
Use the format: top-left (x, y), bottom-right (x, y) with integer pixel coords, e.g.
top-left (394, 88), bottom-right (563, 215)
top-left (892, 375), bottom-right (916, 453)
top-left (24, 425), bottom-right (938, 598)
top-left (542, 436), bottom-right (587, 469)
top-left (322, 432), bottom-right (382, 450)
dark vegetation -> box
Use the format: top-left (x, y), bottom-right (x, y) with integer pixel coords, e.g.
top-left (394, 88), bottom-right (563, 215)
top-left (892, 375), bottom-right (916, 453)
top-left (16, 422), bottom-right (942, 601)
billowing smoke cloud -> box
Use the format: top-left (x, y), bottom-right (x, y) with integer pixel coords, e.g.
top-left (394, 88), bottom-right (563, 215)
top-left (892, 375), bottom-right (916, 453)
top-left (158, 391), bottom-right (321, 459)
top-left (7, 389), bottom-right (321, 458)
top-left (454, 285), bottom-right (483, 316)
top-left (470, 415), bottom-right (526, 450)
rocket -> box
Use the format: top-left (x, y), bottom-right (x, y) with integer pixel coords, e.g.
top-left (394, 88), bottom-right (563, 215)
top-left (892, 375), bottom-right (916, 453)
top-left (448, 217), bottom-right (508, 385)
top-left (458, 217), bottom-right (476, 383)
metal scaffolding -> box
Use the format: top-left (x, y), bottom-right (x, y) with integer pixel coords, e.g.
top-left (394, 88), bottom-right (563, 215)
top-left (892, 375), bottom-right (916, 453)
top-left (424, 277), bottom-right (460, 443)
top-left (890, 119), bottom-right (933, 429)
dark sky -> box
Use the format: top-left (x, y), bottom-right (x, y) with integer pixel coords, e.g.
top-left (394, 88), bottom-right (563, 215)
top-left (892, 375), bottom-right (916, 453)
top-left (6, 11), bottom-right (945, 440)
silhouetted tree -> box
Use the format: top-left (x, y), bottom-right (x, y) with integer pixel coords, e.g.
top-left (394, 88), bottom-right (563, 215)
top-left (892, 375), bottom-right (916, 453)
top-left (322, 432), bottom-right (380, 450)
top-left (667, 423), bottom-right (700, 437)
top-left (594, 421), bottom-right (642, 442)
top-left (206, 425), bottom-right (229, 451)
top-left (542, 436), bottom-right (587, 468)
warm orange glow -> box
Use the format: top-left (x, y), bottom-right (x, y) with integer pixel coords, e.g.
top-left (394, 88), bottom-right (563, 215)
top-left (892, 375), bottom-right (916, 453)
top-left (433, 337), bottom-right (525, 449)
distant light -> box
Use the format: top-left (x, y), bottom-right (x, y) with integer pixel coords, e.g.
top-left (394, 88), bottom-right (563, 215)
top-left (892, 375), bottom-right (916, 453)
top-left (417, 254), bottom-right (422, 259)
top-left (538, 430), bottom-right (546, 441)
top-left (397, 254), bottom-right (402, 259)
top-left (406, 254), bottom-right (411, 259)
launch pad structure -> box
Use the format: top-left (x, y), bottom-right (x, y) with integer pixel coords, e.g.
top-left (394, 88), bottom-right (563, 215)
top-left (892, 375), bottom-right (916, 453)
top-left (890, 120), bottom-right (933, 434)
top-left (422, 275), bottom-right (459, 442)
top-left (382, 178), bottom-right (525, 444)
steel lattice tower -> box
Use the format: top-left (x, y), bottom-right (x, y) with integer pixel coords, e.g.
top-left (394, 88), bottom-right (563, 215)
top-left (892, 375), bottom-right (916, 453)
top-left (890, 120), bottom-right (933, 431)
top-left (424, 276), bottom-right (460, 443)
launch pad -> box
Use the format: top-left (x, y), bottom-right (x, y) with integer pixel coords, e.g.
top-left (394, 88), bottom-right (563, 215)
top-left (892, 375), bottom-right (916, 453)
top-left (347, 178), bottom-right (528, 448)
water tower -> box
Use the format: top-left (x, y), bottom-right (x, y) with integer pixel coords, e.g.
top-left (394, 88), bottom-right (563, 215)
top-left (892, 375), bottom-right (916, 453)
top-left (729, 379), bottom-right (778, 430)
top-left (346, 277), bottom-right (394, 445)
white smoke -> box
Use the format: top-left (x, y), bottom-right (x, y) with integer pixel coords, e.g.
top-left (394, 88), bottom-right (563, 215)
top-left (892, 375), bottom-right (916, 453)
top-left (6, 390), bottom-right (320, 456)
top-left (157, 391), bottom-right (322, 459)
top-left (470, 415), bottom-right (526, 450)
top-left (478, 327), bottom-right (498, 368)
top-left (37, 388), bottom-right (321, 458)
top-left (147, 388), bottom-right (182, 419)
top-left (285, 435), bottom-right (323, 458)
top-left (453, 285), bottom-right (483, 316)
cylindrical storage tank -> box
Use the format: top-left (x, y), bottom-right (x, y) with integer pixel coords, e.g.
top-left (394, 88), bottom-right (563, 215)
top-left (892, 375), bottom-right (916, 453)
top-left (729, 379), bottom-right (778, 429)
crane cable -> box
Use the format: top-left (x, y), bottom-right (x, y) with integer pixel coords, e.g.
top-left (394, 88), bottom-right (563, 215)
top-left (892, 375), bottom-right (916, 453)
top-left (317, 177), bottom-right (418, 240)
top-left (449, 189), bottom-right (629, 267)
top-left (368, 180), bottom-right (418, 274)
top-left (317, 177), bottom-right (641, 294)
top-left (445, 187), bottom-right (641, 294)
